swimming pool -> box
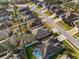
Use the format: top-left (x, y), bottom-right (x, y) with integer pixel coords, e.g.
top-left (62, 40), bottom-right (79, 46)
top-left (33, 48), bottom-right (43, 59)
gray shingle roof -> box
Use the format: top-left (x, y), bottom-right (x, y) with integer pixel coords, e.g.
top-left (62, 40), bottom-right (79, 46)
top-left (35, 28), bottom-right (53, 40)
top-left (67, 13), bottom-right (78, 21)
top-left (0, 28), bottom-right (10, 40)
top-left (45, 46), bottom-right (62, 58)
top-left (0, 45), bottom-right (8, 53)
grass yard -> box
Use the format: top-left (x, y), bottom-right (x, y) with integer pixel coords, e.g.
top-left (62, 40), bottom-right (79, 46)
top-left (63, 40), bottom-right (79, 59)
top-left (58, 21), bottom-right (73, 31)
top-left (27, 2), bottom-right (34, 6)
top-left (43, 21), bottom-right (53, 30)
top-left (75, 32), bottom-right (79, 38)
top-left (25, 45), bottom-right (36, 59)
top-left (36, 6), bottom-right (42, 9)
top-left (53, 16), bottom-right (59, 19)
top-left (45, 10), bottom-right (52, 16)
top-left (74, 32), bottom-right (79, 38)
top-left (33, 12), bottom-right (39, 16)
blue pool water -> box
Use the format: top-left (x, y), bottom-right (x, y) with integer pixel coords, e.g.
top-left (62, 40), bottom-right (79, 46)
top-left (33, 48), bottom-right (43, 59)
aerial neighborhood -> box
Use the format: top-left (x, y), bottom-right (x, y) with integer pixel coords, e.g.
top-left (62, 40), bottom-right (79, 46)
top-left (0, 0), bottom-right (79, 59)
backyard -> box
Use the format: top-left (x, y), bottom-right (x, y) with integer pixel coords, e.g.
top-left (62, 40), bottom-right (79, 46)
top-left (25, 44), bottom-right (36, 59)
top-left (58, 21), bottom-right (73, 31)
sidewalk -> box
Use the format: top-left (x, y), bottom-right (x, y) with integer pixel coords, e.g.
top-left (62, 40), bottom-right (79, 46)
top-left (57, 34), bottom-right (66, 41)
top-left (58, 54), bottom-right (67, 59)
top-left (51, 28), bottom-right (59, 33)
top-left (53, 18), bottom-right (62, 23)
top-left (67, 27), bottom-right (78, 35)
top-left (41, 9), bottom-right (47, 13)
top-left (49, 13), bottom-right (56, 18)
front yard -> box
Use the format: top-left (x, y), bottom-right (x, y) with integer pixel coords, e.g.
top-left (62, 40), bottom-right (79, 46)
top-left (43, 21), bottom-right (53, 30)
top-left (53, 16), bottom-right (59, 20)
top-left (33, 11), bottom-right (39, 17)
top-left (58, 21), bottom-right (73, 31)
top-left (74, 32), bottom-right (79, 39)
top-left (27, 2), bottom-right (34, 6)
top-left (74, 32), bottom-right (79, 38)
top-left (45, 10), bottom-right (52, 16)
top-left (36, 6), bottom-right (42, 9)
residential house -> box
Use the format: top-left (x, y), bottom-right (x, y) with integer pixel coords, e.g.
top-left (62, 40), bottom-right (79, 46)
top-left (35, 28), bottom-right (53, 41)
top-left (0, 11), bottom-right (12, 23)
top-left (0, 45), bottom-right (8, 57)
top-left (0, 28), bottom-right (11, 41)
top-left (27, 18), bottom-right (43, 29)
top-left (50, 5), bottom-right (61, 13)
top-left (54, 9), bottom-right (66, 19)
top-left (32, 0), bottom-right (39, 5)
top-left (63, 13), bottom-right (79, 25)
top-left (72, 18), bottom-right (79, 31)
top-left (0, 22), bottom-right (12, 41)
top-left (44, 0), bottom-right (52, 5)
top-left (37, 1), bottom-right (43, 7)
top-left (22, 10), bottom-right (32, 16)
top-left (44, 38), bottom-right (63, 59)
top-left (19, 7), bottom-right (29, 12)
top-left (0, 23), bottom-right (8, 30)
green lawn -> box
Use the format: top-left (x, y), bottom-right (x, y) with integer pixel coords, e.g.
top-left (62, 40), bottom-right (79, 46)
top-left (63, 2), bottom-right (79, 14)
top-left (74, 32), bottom-right (79, 39)
top-left (36, 6), bottom-right (42, 9)
top-left (43, 22), bottom-right (53, 30)
top-left (33, 12), bottom-right (39, 16)
top-left (63, 2), bottom-right (75, 9)
top-left (25, 45), bottom-right (36, 59)
top-left (53, 16), bottom-right (59, 19)
top-left (63, 40), bottom-right (79, 59)
top-left (58, 21), bottom-right (73, 30)
top-left (45, 10), bottom-right (52, 16)
top-left (27, 2), bottom-right (34, 6)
